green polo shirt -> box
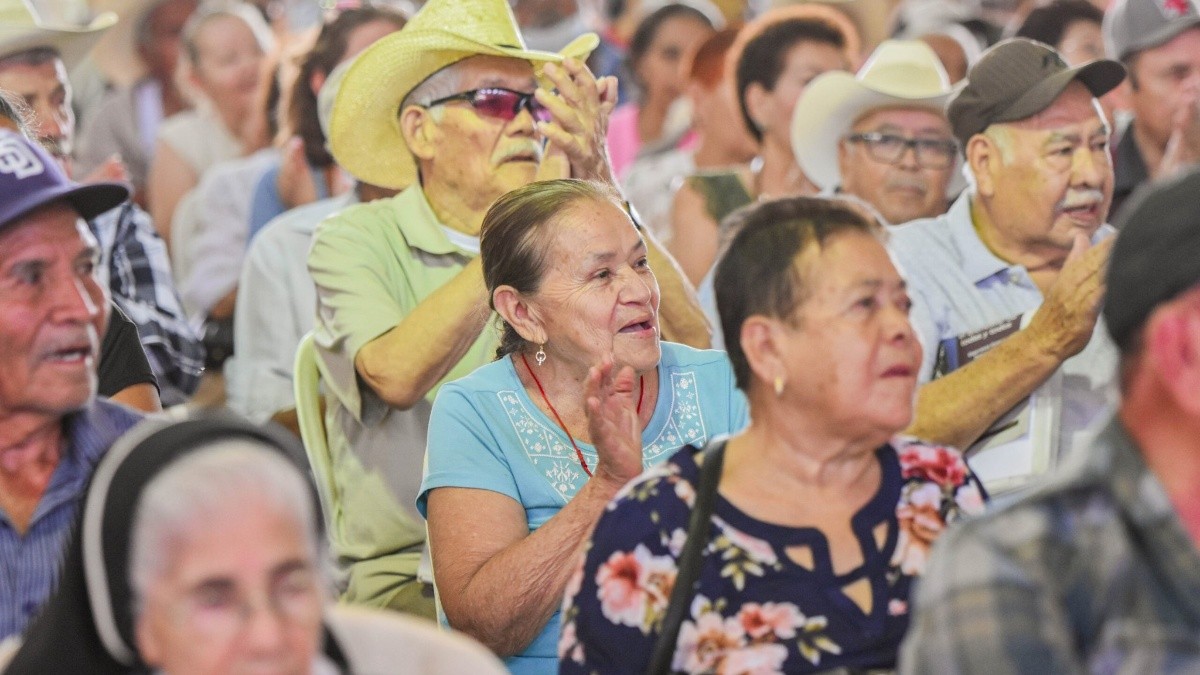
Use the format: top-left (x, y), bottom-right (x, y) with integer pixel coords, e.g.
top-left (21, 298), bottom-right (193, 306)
top-left (307, 184), bottom-right (499, 609)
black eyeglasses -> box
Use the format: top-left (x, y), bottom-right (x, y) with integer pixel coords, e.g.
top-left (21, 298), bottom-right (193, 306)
top-left (845, 132), bottom-right (959, 169)
top-left (423, 88), bottom-right (551, 123)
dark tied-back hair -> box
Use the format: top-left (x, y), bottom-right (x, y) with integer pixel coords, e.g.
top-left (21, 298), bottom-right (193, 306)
top-left (481, 179), bottom-right (626, 359)
top-left (734, 15), bottom-right (851, 143)
top-left (624, 3), bottom-right (715, 94)
top-left (715, 197), bottom-right (881, 391)
top-left (1015, 0), bottom-right (1104, 51)
top-left (287, 5), bottom-right (407, 168)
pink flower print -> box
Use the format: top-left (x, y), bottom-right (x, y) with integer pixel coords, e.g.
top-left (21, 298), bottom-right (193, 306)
top-left (737, 602), bottom-right (804, 641)
top-left (675, 476), bottom-right (697, 507)
top-left (898, 444), bottom-right (967, 489)
top-left (558, 618), bottom-right (585, 664)
top-left (563, 554), bottom-right (585, 609)
top-left (891, 482), bottom-right (947, 575)
top-left (718, 643), bottom-right (788, 674)
top-left (888, 599), bottom-right (909, 616)
top-left (596, 545), bottom-right (676, 631)
top-left (954, 481), bottom-right (985, 515)
top-left (673, 603), bottom-right (747, 673)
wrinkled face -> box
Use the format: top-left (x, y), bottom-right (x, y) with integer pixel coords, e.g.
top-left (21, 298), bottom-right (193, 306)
top-left (838, 106), bottom-right (957, 225)
top-left (530, 198), bottom-right (662, 374)
top-left (139, 0), bottom-right (198, 82)
top-left (635, 15), bottom-right (714, 101)
top-left (422, 56), bottom-right (544, 213)
top-left (0, 205), bottom-right (105, 420)
top-left (0, 57), bottom-right (74, 160)
top-left (757, 40), bottom-right (849, 147)
top-left (1056, 19), bottom-right (1104, 66)
top-left (983, 82), bottom-right (1112, 257)
top-left (1129, 28), bottom-right (1200, 151)
top-left (135, 500), bottom-right (323, 675)
top-left (191, 14), bottom-right (265, 116)
top-left (777, 231), bottom-right (921, 440)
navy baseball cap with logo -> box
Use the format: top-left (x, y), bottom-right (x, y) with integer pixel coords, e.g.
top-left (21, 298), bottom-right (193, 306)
top-left (0, 129), bottom-right (128, 231)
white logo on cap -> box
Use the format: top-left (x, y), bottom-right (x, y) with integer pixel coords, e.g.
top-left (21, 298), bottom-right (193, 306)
top-left (0, 136), bottom-right (44, 180)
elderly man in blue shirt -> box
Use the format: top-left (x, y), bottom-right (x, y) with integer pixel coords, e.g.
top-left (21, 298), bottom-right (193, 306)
top-left (888, 38), bottom-right (1127, 492)
top-left (0, 130), bottom-right (142, 640)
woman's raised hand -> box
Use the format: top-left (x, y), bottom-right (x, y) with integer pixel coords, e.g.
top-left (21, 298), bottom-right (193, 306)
top-left (585, 357), bottom-right (645, 489)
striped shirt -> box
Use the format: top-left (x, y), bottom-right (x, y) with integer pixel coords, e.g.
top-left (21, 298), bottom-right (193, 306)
top-left (0, 400), bottom-right (141, 640)
top-left (887, 194), bottom-right (1119, 473)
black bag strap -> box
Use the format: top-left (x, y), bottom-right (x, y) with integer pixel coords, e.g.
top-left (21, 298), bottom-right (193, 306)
top-left (647, 439), bottom-right (727, 675)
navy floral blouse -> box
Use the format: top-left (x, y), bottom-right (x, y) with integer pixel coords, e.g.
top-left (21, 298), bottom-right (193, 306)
top-left (559, 439), bottom-right (986, 674)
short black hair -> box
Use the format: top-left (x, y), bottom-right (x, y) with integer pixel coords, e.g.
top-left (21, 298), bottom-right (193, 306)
top-left (715, 196), bottom-right (881, 391)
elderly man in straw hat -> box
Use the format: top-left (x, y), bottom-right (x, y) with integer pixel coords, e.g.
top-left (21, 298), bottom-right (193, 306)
top-left (888, 38), bottom-right (1126, 493)
top-left (307, 0), bottom-right (709, 619)
top-left (0, 128), bottom-right (143, 641)
top-left (791, 39), bottom-right (962, 226)
top-left (0, 0), bottom-right (203, 407)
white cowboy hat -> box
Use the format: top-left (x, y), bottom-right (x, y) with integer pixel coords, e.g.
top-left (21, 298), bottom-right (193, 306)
top-left (329, 0), bottom-right (598, 190)
top-left (0, 0), bottom-right (116, 69)
top-left (791, 39), bottom-right (964, 196)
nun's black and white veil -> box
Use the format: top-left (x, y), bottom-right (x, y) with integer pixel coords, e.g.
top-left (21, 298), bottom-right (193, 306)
top-left (4, 414), bottom-right (349, 674)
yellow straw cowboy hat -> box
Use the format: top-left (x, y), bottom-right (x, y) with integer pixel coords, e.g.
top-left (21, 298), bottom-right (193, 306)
top-left (791, 39), bottom-right (965, 198)
top-left (329, 0), bottom-right (599, 190)
top-left (0, 0), bottom-right (116, 68)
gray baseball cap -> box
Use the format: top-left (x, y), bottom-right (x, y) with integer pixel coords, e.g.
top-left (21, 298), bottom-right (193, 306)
top-left (1104, 0), bottom-right (1200, 61)
top-left (947, 38), bottom-right (1125, 148)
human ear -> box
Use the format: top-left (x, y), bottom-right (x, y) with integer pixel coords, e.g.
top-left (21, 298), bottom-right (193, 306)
top-left (1149, 305), bottom-right (1200, 415)
top-left (739, 315), bottom-right (788, 391)
top-left (400, 106), bottom-right (437, 162)
top-left (492, 285), bottom-right (547, 345)
top-left (967, 134), bottom-right (997, 198)
top-left (742, 82), bottom-right (770, 134)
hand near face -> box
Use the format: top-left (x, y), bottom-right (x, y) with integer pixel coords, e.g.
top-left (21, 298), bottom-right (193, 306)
top-left (1028, 233), bottom-right (1112, 361)
top-left (1156, 93), bottom-right (1200, 180)
top-left (585, 357), bottom-right (644, 488)
top-left (83, 154), bottom-right (129, 184)
top-left (534, 59), bottom-right (619, 186)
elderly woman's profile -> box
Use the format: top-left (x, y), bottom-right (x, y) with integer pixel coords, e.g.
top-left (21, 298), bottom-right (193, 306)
top-left (418, 179), bottom-right (749, 674)
top-left (559, 196), bottom-right (986, 673)
top-left (0, 416), bottom-right (504, 675)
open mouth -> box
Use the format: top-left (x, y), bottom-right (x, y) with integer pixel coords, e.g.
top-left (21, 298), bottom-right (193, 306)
top-left (44, 346), bottom-right (91, 364)
top-left (618, 320), bottom-right (655, 335)
top-left (1060, 202), bottom-right (1100, 222)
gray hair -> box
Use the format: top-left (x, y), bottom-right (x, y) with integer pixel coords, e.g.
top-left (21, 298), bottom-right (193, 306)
top-left (399, 60), bottom-right (466, 123)
top-left (128, 439), bottom-right (322, 616)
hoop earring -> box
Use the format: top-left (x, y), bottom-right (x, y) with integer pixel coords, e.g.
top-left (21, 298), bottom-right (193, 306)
top-left (535, 344), bottom-right (547, 366)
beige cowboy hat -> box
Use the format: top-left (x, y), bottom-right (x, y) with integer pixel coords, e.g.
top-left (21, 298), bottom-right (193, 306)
top-left (0, 0), bottom-right (117, 68)
top-left (329, 0), bottom-right (599, 190)
top-left (791, 39), bottom-right (965, 196)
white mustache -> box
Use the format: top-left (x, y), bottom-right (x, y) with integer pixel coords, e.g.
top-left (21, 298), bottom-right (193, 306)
top-left (1058, 189), bottom-right (1106, 210)
top-left (493, 142), bottom-right (544, 164)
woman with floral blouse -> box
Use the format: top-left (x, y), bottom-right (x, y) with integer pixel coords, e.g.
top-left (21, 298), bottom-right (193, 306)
top-left (560, 197), bottom-right (986, 674)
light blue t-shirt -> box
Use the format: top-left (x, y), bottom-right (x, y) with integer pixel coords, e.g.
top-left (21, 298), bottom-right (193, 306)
top-left (418, 341), bottom-right (749, 675)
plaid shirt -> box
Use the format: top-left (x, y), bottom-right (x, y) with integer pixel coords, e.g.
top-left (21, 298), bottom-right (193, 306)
top-left (900, 414), bottom-right (1200, 674)
top-left (91, 203), bottom-right (204, 405)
